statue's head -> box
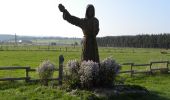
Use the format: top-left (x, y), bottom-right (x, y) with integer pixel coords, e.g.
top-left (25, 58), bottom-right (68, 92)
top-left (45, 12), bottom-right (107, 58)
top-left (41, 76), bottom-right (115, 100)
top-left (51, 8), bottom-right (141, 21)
top-left (85, 4), bottom-right (95, 19)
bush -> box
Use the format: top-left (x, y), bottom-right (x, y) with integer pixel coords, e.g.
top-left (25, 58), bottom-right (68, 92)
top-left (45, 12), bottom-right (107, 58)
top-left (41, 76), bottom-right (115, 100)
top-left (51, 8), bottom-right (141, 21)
top-left (66, 60), bottom-right (80, 75)
top-left (37, 60), bottom-right (55, 86)
top-left (64, 60), bottom-right (80, 89)
top-left (100, 57), bottom-right (121, 87)
top-left (65, 57), bottom-right (121, 89)
top-left (79, 60), bottom-right (99, 88)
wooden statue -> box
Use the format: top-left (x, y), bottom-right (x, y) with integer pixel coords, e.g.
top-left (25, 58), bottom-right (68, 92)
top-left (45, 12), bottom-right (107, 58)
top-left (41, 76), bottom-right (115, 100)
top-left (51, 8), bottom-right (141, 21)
top-left (59, 4), bottom-right (100, 63)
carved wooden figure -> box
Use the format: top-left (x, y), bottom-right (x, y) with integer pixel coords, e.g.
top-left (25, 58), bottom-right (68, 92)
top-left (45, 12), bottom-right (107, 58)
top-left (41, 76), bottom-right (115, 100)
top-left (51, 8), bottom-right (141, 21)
top-left (59, 4), bottom-right (100, 63)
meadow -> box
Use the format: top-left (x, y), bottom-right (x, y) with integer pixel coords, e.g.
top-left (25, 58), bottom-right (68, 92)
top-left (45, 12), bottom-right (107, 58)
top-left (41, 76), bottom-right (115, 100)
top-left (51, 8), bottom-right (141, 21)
top-left (0, 46), bottom-right (170, 100)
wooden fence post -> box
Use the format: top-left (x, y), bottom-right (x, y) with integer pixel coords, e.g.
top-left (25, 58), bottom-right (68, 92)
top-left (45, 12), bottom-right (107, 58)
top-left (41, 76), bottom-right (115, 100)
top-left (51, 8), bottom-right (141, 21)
top-left (25, 67), bottom-right (30, 82)
top-left (168, 61), bottom-right (170, 72)
top-left (65, 47), bottom-right (67, 52)
top-left (59, 55), bottom-right (64, 85)
top-left (131, 63), bottom-right (134, 77)
top-left (166, 61), bottom-right (169, 69)
top-left (48, 45), bottom-right (50, 51)
top-left (149, 62), bottom-right (152, 74)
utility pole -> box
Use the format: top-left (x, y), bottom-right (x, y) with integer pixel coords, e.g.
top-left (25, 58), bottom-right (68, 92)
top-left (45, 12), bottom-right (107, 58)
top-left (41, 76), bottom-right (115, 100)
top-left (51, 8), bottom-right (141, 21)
top-left (15, 33), bottom-right (17, 46)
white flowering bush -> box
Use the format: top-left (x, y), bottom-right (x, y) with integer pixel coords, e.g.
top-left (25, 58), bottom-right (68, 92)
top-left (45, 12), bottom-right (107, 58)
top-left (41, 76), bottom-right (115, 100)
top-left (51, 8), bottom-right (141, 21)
top-left (100, 57), bottom-right (121, 87)
top-left (65, 60), bottom-right (80, 89)
top-left (65, 57), bottom-right (121, 89)
top-left (66, 60), bottom-right (79, 75)
top-left (79, 60), bottom-right (99, 88)
top-left (37, 60), bottom-right (55, 86)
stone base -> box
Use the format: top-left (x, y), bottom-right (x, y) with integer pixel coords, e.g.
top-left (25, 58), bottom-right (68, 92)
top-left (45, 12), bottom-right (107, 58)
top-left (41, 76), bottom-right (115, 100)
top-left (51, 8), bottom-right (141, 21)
top-left (94, 85), bottom-right (149, 97)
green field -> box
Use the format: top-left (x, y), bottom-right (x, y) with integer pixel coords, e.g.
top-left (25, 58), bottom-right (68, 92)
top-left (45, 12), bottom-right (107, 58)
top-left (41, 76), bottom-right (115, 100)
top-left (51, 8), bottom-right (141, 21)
top-left (0, 46), bottom-right (170, 100)
top-left (31, 38), bottom-right (81, 45)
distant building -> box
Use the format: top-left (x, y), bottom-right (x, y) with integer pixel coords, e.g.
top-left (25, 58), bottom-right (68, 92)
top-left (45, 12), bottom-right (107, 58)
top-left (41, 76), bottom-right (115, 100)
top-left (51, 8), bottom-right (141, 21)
top-left (18, 40), bottom-right (32, 44)
top-left (50, 42), bottom-right (57, 46)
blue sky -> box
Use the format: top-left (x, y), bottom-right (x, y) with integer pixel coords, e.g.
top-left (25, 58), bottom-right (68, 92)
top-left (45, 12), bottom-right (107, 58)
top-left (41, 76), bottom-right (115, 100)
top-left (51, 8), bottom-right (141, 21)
top-left (0, 0), bottom-right (169, 37)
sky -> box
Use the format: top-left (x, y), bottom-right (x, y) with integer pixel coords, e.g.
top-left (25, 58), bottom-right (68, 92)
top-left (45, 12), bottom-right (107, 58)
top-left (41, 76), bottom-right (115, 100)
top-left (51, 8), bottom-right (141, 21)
top-left (0, 0), bottom-right (170, 38)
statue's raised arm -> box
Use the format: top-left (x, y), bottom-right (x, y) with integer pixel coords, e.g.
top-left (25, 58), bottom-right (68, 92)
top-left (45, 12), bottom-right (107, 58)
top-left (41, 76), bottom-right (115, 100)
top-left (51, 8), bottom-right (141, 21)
top-left (58, 4), bottom-right (83, 28)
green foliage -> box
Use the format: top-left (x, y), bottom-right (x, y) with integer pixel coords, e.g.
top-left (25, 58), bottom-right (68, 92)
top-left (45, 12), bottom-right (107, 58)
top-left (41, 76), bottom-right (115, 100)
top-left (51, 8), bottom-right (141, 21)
top-left (0, 82), bottom-right (80, 100)
top-left (97, 33), bottom-right (170, 49)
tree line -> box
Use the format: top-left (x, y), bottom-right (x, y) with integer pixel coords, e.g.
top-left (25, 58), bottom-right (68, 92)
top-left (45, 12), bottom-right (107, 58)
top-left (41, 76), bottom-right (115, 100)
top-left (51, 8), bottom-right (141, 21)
top-left (97, 33), bottom-right (170, 49)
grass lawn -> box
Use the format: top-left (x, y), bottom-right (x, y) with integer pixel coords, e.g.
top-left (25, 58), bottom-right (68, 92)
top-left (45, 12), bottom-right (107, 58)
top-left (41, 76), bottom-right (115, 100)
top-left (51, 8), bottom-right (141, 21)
top-left (0, 47), bottom-right (170, 100)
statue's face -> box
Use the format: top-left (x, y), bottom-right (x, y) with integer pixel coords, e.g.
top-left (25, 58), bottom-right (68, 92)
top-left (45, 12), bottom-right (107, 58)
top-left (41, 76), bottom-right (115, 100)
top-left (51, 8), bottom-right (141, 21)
top-left (86, 5), bottom-right (95, 19)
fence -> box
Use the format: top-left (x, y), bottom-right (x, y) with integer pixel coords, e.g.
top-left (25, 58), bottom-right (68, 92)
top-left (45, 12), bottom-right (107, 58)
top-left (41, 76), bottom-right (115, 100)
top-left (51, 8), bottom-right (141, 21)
top-left (120, 61), bottom-right (170, 76)
top-left (0, 45), bottom-right (80, 52)
top-left (0, 56), bottom-right (169, 84)
top-left (0, 55), bottom-right (64, 85)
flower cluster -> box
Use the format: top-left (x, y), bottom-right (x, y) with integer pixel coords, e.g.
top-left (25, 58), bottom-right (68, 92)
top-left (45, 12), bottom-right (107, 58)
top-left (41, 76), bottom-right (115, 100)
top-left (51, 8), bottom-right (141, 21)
top-left (100, 57), bottom-right (121, 87)
top-left (101, 57), bottom-right (121, 74)
top-left (65, 57), bottom-right (121, 88)
top-left (79, 60), bottom-right (99, 88)
top-left (65, 60), bottom-right (80, 89)
top-left (66, 59), bottom-right (79, 75)
top-left (37, 60), bottom-right (55, 80)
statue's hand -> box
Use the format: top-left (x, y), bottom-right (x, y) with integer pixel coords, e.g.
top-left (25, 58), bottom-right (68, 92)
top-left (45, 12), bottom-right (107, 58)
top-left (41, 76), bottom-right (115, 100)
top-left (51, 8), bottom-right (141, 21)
top-left (58, 4), bottom-right (65, 12)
